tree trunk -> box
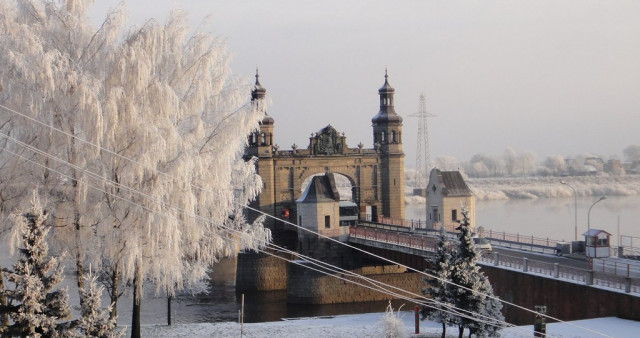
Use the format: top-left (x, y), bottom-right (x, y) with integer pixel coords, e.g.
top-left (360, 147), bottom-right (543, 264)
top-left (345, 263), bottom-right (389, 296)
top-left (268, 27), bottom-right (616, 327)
top-left (441, 322), bottom-right (446, 338)
top-left (75, 250), bottom-right (84, 290)
top-left (167, 296), bottom-right (172, 326)
top-left (74, 212), bottom-right (84, 293)
top-left (458, 325), bottom-right (464, 338)
top-left (0, 266), bottom-right (9, 331)
top-left (72, 152), bottom-right (84, 296)
top-left (109, 265), bottom-right (119, 321)
top-left (131, 264), bottom-right (141, 338)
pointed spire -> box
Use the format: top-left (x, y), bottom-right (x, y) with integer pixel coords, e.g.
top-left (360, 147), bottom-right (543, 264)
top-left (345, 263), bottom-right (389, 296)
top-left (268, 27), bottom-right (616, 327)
top-left (372, 69), bottom-right (402, 124)
top-left (249, 68), bottom-right (273, 126)
top-left (379, 68), bottom-right (394, 93)
top-left (251, 67), bottom-right (266, 101)
top-left (255, 67), bottom-right (262, 87)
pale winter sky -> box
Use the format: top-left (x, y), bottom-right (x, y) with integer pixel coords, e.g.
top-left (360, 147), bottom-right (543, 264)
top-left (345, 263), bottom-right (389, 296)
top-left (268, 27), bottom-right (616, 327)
top-left (89, 1), bottom-right (640, 168)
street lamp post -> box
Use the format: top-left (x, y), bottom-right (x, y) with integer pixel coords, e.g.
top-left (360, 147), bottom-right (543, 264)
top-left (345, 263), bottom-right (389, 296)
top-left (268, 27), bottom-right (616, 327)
top-left (586, 195), bottom-right (606, 270)
top-left (587, 196), bottom-right (607, 232)
top-left (561, 180), bottom-right (577, 241)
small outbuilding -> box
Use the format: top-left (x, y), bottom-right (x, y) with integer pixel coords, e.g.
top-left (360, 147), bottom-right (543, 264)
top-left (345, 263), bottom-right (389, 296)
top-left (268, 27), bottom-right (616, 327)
top-left (296, 173), bottom-right (348, 241)
top-left (583, 229), bottom-right (612, 258)
top-left (425, 168), bottom-right (475, 231)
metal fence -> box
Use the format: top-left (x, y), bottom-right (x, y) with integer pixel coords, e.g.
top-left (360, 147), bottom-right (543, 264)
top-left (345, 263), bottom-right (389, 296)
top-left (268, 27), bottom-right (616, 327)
top-left (351, 225), bottom-right (640, 295)
top-left (592, 258), bottom-right (640, 278)
top-left (349, 226), bottom-right (438, 252)
top-left (370, 216), bottom-right (562, 253)
top-left (480, 252), bottom-right (638, 295)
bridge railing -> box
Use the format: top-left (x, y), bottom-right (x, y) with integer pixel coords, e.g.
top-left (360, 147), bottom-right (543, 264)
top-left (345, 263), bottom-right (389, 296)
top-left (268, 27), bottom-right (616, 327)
top-left (375, 216), bottom-right (431, 230)
top-left (558, 265), bottom-right (586, 283)
top-left (592, 258), bottom-right (640, 279)
top-left (620, 235), bottom-right (640, 259)
top-left (478, 229), bottom-right (563, 251)
top-left (349, 226), bottom-right (438, 252)
top-left (352, 226), bottom-right (639, 295)
top-left (370, 216), bottom-right (562, 253)
top-left (482, 251), bottom-right (639, 294)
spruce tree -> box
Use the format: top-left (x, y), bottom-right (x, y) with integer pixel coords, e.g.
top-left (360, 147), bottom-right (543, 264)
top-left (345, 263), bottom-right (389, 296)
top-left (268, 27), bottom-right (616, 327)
top-left (421, 227), bottom-right (456, 338)
top-left (76, 272), bottom-right (123, 338)
top-left (1, 193), bottom-right (71, 337)
top-left (449, 209), bottom-right (503, 338)
top-left (471, 278), bottom-right (504, 337)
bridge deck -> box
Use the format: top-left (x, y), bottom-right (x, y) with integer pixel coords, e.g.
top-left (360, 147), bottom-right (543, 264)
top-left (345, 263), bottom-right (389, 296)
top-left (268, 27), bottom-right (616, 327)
top-left (349, 224), bottom-right (640, 295)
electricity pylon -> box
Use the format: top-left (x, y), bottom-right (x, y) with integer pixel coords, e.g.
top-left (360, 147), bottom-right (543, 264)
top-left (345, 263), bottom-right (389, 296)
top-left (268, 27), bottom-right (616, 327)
top-left (409, 93), bottom-right (437, 190)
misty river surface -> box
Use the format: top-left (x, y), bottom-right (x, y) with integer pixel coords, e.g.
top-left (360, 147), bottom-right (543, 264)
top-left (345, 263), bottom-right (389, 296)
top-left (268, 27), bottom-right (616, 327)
top-left (407, 195), bottom-right (640, 244)
top-left (1, 195), bottom-right (639, 325)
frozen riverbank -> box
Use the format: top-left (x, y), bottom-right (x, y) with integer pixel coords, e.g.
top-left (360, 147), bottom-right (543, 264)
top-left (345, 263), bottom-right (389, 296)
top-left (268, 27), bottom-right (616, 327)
top-left (140, 312), bottom-right (640, 338)
top-left (469, 175), bottom-right (640, 201)
top-left (406, 175), bottom-right (640, 203)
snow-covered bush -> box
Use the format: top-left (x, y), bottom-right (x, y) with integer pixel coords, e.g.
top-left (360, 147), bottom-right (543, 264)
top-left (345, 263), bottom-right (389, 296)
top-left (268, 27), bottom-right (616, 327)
top-left (378, 301), bottom-right (406, 338)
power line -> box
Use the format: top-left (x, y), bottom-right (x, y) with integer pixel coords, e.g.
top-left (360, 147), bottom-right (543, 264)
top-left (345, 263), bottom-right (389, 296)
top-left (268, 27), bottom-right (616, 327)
top-left (0, 140), bottom-right (519, 333)
top-left (0, 103), bottom-right (612, 337)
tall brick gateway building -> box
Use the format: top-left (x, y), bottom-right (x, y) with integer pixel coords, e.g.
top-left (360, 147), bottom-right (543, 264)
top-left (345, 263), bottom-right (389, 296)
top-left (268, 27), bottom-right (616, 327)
top-left (244, 70), bottom-right (405, 231)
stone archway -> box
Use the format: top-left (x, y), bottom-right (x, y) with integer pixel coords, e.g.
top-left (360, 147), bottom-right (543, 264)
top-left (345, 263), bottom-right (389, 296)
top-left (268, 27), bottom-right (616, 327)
top-left (249, 124), bottom-right (404, 230)
top-left (301, 172), bottom-right (357, 202)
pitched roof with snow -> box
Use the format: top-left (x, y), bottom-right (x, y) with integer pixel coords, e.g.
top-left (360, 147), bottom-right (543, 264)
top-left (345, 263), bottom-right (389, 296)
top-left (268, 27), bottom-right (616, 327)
top-left (583, 229), bottom-right (612, 237)
top-left (296, 173), bottom-right (340, 203)
top-left (437, 170), bottom-right (473, 197)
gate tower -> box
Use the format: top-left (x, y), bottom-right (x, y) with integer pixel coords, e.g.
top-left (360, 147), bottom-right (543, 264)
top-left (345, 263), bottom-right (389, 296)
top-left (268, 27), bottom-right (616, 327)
top-left (244, 70), bottom-right (405, 234)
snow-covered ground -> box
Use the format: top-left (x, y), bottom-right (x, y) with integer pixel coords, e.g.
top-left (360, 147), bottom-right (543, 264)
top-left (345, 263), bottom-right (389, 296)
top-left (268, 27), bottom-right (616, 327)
top-left (140, 312), bottom-right (639, 338)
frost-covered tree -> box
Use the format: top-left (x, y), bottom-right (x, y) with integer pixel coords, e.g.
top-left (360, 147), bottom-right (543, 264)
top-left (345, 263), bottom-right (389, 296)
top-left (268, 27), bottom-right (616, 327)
top-left (543, 155), bottom-right (566, 176)
top-left (518, 151), bottom-right (537, 176)
top-left (0, 0), bottom-right (127, 297)
top-left (96, 13), bottom-right (269, 337)
top-left (421, 227), bottom-right (455, 338)
top-left (466, 153), bottom-right (499, 178)
top-left (623, 145), bottom-right (640, 162)
top-left (503, 147), bottom-right (518, 176)
top-left (472, 279), bottom-right (504, 337)
top-left (434, 156), bottom-right (459, 171)
top-left (0, 1), bottom-right (270, 337)
top-left (1, 192), bottom-right (71, 337)
top-left (449, 209), bottom-right (503, 338)
top-left (468, 161), bottom-right (490, 178)
top-left (76, 271), bottom-right (123, 338)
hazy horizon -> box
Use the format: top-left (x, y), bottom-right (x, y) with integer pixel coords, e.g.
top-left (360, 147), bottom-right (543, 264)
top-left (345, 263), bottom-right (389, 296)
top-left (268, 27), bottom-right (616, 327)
top-left (89, 1), bottom-right (640, 168)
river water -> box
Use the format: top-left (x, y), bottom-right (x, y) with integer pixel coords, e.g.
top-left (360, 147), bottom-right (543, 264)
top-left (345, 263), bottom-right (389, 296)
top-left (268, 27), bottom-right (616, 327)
top-left (2, 195), bottom-right (639, 325)
top-left (406, 195), bottom-right (640, 245)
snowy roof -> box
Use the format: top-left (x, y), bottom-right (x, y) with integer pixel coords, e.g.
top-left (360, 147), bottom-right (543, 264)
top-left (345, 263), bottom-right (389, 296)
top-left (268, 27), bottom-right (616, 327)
top-left (296, 173), bottom-right (340, 203)
top-left (436, 170), bottom-right (473, 197)
top-left (339, 201), bottom-right (357, 207)
top-left (582, 229), bottom-right (611, 237)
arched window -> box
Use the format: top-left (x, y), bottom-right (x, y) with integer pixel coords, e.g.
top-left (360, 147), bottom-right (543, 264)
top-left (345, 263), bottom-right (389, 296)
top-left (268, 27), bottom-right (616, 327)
top-left (381, 131), bottom-right (386, 143)
top-left (391, 131), bottom-right (396, 143)
top-left (260, 132), bottom-right (266, 145)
